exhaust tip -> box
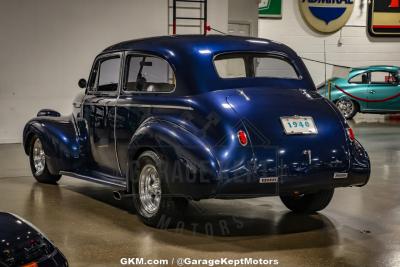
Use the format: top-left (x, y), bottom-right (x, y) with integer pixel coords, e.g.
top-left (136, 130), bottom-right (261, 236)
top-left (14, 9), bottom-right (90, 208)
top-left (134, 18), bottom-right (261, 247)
top-left (113, 191), bottom-right (122, 201)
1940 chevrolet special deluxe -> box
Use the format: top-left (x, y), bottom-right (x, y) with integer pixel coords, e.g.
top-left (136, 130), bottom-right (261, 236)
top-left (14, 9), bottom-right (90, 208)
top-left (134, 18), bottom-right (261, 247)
top-left (23, 35), bottom-right (370, 227)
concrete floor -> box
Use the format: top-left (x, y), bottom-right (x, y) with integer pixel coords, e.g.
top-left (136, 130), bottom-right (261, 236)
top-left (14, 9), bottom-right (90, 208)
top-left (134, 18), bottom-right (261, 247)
top-left (1, 115), bottom-right (399, 267)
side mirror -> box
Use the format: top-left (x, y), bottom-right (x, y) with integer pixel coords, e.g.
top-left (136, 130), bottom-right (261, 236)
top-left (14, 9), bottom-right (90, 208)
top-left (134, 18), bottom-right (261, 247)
top-left (78, 78), bottom-right (87, 89)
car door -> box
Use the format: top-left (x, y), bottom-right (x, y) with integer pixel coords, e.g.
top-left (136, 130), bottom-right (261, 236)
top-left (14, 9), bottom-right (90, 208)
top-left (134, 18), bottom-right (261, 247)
top-left (367, 71), bottom-right (400, 111)
top-left (115, 53), bottom-right (176, 176)
top-left (82, 53), bottom-right (123, 177)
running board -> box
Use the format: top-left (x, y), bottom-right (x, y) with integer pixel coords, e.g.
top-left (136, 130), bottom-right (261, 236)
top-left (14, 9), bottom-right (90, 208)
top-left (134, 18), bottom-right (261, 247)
top-left (60, 171), bottom-right (127, 189)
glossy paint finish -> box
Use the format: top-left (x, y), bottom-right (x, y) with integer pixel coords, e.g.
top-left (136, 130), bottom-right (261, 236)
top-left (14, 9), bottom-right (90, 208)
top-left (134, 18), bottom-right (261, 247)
top-left (318, 65), bottom-right (400, 113)
top-left (23, 35), bottom-right (370, 199)
top-left (0, 212), bottom-right (68, 267)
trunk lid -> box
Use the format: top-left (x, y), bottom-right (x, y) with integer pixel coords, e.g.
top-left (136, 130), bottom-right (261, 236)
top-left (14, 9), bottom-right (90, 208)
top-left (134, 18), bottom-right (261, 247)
top-left (226, 87), bottom-right (350, 181)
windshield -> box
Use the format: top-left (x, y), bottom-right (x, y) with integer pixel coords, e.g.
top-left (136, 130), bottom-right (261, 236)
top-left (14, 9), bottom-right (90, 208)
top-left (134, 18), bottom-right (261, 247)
top-left (214, 53), bottom-right (300, 80)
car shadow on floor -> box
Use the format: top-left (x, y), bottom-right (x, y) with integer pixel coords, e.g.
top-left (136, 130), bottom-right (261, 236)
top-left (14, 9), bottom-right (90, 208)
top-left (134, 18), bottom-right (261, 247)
top-left (23, 180), bottom-right (345, 254)
top-left (58, 181), bottom-right (339, 246)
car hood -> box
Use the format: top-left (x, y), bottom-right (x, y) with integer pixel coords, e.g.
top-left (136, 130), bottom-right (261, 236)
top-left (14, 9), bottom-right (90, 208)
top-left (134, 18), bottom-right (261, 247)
top-left (225, 87), bottom-right (351, 174)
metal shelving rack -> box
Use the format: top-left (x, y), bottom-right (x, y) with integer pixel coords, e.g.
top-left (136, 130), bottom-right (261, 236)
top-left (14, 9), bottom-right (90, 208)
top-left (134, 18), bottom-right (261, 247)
top-left (169, 0), bottom-right (209, 35)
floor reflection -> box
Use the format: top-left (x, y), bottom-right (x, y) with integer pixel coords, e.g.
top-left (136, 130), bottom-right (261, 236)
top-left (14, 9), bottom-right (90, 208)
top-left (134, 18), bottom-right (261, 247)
top-left (0, 113), bottom-right (399, 266)
top-left (59, 181), bottom-right (340, 252)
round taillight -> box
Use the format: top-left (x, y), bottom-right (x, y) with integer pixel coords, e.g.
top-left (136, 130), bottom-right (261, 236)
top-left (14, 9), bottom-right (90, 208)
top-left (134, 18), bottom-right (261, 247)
top-left (347, 127), bottom-right (355, 141)
top-left (237, 130), bottom-right (248, 146)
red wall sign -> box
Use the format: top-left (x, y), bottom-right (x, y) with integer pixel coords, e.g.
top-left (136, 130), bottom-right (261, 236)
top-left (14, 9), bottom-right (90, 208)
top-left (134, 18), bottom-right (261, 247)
top-left (368, 0), bottom-right (400, 37)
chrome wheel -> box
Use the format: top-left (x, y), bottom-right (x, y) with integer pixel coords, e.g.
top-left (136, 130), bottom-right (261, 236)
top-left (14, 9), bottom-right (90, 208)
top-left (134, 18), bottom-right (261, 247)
top-left (32, 138), bottom-right (46, 176)
top-left (336, 99), bottom-right (355, 119)
top-left (139, 164), bottom-right (162, 217)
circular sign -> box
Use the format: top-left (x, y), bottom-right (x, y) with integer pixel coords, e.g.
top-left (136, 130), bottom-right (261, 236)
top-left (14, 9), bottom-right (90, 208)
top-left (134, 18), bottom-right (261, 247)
top-left (299, 0), bottom-right (355, 33)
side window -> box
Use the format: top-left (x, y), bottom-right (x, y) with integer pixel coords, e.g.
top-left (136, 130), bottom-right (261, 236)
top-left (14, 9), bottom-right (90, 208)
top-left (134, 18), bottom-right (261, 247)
top-left (349, 73), bottom-right (368, 84)
top-left (124, 55), bottom-right (175, 93)
top-left (87, 56), bottom-right (121, 93)
top-left (370, 71), bottom-right (398, 85)
top-left (97, 57), bottom-right (121, 92)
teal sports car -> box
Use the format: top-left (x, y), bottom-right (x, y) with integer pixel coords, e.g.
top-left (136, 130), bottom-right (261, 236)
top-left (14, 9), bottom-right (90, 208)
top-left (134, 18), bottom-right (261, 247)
top-left (318, 66), bottom-right (400, 119)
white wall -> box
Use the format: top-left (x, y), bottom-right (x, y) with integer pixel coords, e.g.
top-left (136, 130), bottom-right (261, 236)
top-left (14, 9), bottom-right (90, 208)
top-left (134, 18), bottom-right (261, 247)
top-left (0, 0), bottom-right (228, 143)
top-left (259, 0), bottom-right (400, 85)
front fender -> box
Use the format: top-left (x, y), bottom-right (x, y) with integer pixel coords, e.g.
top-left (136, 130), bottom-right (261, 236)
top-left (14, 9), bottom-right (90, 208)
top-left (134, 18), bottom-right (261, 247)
top-left (128, 118), bottom-right (220, 199)
top-left (23, 115), bottom-right (81, 174)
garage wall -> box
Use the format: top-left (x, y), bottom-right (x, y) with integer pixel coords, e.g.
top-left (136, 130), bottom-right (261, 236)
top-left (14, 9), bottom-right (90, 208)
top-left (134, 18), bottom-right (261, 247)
top-left (228, 0), bottom-right (259, 37)
top-left (259, 0), bottom-right (400, 85)
top-left (167, 0), bottom-right (228, 35)
top-left (0, 0), bottom-right (228, 144)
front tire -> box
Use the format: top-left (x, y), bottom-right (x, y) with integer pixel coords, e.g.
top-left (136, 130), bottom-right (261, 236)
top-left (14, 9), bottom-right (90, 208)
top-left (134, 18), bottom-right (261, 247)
top-left (280, 189), bottom-right (334, 214)
top-left (336, 98), bottom-right (358, 120)
top-left (132, 151), bottom-right (187, 228)
top-left (29, 135), bottom-right (61, 184)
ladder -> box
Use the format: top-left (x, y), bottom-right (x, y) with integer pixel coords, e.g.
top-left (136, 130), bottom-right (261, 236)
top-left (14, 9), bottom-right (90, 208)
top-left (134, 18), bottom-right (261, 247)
top-left (169, 0), bottom-right (210, 35)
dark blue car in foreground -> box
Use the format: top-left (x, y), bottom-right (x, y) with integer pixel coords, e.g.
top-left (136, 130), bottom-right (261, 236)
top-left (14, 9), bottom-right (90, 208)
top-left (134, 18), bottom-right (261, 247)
top-left (0, 213), bottom-right (67, 267)
top-left (23, 35), bottom-right (370, 228)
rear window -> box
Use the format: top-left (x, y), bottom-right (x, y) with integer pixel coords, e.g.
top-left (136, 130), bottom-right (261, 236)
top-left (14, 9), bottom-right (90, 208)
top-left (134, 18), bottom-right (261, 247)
top-left (214, 53), bottom-right (300, 80)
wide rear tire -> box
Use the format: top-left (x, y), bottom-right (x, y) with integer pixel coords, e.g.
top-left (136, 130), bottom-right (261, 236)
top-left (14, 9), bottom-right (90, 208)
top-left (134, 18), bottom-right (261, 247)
top-left (29, 135), bottom-right (61, 184)
top-left (280, 189), bottom-right (334, 214)
top-left (131, 151), bottom-right (187, 228)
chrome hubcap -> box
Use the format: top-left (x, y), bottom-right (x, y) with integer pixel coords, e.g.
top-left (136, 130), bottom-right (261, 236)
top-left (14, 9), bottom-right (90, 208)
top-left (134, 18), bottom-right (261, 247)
top-left (139, 164), bottom-right (162, 217)
top-left (32, 138), bottom-right (46, 176)
top-left (336, 99), bottom-right (354, 118)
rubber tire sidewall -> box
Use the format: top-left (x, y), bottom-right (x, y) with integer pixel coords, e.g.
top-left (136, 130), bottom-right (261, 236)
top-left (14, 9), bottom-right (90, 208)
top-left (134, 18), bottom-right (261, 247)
top-left (29, 135), bottom-right (61, 184)
top-left (280, 189), bottom-right (334, 214)
top-left (336, 99), bottom-right (358, 120)
top-left (131, 151), bottom-right (187, 228)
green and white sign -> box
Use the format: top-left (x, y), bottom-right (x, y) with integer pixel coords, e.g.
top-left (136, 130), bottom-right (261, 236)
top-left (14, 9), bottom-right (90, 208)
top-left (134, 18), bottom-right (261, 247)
top-left (259, 0), bottom-right (282, 18)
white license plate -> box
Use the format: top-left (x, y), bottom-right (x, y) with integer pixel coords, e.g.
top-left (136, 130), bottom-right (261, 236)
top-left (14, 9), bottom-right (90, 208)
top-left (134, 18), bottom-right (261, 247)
top-left (280, 116), bottom-right (318, 135)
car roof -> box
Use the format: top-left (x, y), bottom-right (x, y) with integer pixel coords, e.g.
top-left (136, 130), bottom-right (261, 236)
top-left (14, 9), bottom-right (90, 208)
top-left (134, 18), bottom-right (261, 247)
top-left (351, 65), bottom-right (400, 73)
top-left (103, 35), bottom-right (297, 57)
top-left (100, 35), bottom-right (314, 95)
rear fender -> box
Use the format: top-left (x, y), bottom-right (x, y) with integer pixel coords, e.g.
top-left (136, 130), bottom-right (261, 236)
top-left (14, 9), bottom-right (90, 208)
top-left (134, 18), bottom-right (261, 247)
top-left (348, 140), bottom-right (371, 187)
top-left (23, 115), bottom-right (82, 174)
top-left (127, 118), bottom-right (220, 199)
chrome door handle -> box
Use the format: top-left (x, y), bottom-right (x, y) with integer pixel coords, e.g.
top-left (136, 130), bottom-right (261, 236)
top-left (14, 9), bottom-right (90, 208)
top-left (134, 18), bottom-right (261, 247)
top-left (369, 90), bottom-right (376, 94)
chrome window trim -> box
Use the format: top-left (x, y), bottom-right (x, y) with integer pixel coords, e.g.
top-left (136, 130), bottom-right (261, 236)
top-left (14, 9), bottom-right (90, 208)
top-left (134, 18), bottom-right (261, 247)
top-left (83, 102), bottom-right (193, 110)
top-left (116, 103), bottom-right (193, 110)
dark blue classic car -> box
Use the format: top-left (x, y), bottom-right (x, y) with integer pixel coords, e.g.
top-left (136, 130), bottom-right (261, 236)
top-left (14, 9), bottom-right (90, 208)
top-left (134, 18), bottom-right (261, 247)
top-left (23, 35), bottom-right (370, 227)
top-left (0, 213), bottom-right (68, 267)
